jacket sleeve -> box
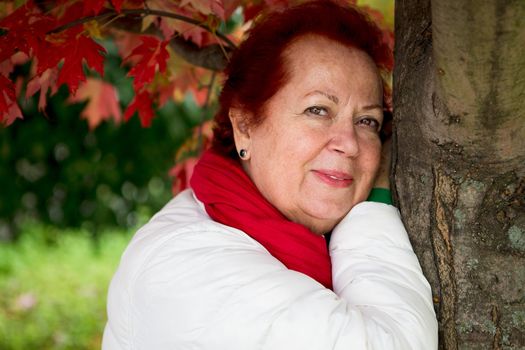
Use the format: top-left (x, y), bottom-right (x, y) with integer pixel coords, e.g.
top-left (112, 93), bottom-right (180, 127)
top-left (330, 201), bottom-right (438, 349)
top-left (105, 201), bottom-right (437, 350)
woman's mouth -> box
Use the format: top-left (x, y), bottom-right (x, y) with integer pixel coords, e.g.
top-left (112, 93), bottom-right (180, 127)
top-left (312, 170), bottom-right (353, 188)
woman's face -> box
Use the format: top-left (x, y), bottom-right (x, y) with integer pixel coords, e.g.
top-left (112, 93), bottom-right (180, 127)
top-left (231, 35), bottom-right (383, 234)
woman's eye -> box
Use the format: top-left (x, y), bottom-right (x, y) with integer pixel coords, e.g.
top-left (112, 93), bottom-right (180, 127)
top-left (305, 106), bottom-right (328, 117)
top-left (357, 117), bottom-right (381, 131)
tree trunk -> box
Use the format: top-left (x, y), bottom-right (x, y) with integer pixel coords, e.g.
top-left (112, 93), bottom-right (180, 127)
top-left (394, 0), bottom-right (525, 348)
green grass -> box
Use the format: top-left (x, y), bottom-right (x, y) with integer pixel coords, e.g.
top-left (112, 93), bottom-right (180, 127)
top-left (0, 224), bottom-right (133, 350)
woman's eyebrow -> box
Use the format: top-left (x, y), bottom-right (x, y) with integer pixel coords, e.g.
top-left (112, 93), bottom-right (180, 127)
top-left (304, 90), bottom-right (339, 104)
top-left (361, 104), bottom-right (383, 111)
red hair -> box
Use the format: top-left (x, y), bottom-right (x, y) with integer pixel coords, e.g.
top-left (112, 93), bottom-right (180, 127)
top-left (212, 0), bottom-right (393, 157)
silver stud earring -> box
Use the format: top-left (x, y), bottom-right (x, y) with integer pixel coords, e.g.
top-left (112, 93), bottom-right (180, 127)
top-left (239, 149), bottom-right (248, 159)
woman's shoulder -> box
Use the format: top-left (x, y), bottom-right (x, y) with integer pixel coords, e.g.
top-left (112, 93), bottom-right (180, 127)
top-left (110, 189), bottom-right (272, 288)
top-left (105, 190), bottom-right (291, 348)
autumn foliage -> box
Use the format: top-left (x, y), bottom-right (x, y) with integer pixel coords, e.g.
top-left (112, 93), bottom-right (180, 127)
top-left (0, 0), bottom-right (239, 127)
top-left (0, 0), bottom-right (393, 192)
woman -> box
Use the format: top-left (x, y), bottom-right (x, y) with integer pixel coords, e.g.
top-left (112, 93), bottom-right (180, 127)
top-left (103, 1), bottom-right (438, 349)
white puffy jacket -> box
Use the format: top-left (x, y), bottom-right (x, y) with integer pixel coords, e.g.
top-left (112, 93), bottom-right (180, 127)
top-left (102, 189), bottom-right (438, 349)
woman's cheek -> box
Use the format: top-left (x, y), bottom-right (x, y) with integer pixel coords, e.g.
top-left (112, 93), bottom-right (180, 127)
top-left (362, 136), bottom-right (382, 173)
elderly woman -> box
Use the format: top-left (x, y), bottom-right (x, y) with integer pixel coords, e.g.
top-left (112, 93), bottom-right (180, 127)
top-left (103, 1), bottom-right (438, 349)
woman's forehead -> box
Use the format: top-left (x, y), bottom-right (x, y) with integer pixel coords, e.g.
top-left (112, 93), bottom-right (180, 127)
top-left (281, 35), bottom-right (381, 91)
top-left (284, 35), bottom-right (377, 72)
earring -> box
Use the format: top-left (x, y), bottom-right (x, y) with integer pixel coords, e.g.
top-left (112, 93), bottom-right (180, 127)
top-left (239, 149), bottom-right (248, 159)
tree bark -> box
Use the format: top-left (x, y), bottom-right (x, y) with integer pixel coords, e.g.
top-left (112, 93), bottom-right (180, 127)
top-left (394, 0), bottom-right (525, 348)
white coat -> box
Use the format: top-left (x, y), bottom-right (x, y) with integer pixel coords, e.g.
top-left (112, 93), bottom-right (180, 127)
top-left (102, 189), bottom-right (438, 349)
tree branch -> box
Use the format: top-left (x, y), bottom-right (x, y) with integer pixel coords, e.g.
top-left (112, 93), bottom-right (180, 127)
top-left (169, 36), bottom-right (230, 72)
top-left (47, 8), bottom-right (235, 71)
top-left (50, 8), bottom-right (236, 49)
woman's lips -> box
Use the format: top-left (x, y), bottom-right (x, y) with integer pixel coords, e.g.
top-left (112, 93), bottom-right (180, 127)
top-left (312, 170), bottom-right (353, 188)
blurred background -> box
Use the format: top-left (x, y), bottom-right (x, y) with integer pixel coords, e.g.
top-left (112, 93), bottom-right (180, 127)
top-left (0, 0), bottom-right (393, 349)
top-left (0, 38), bottom-right (211, 348)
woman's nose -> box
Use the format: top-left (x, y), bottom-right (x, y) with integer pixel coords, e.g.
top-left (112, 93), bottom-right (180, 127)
top-left (328, 123), bottom-right (360, 157)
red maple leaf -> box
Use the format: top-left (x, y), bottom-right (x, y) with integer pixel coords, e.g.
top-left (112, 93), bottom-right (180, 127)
top-left (78, 0), bottom-right (125, 15)
top-left (32, 28), bottom-right (73, 76)
top-left (111, 0), bottom-right (124, 12)
top-left (0, 61), bottom-right (12, 79)
top-left (0, 74), bottom-right (15, 115)
top-left (169, 120), bottom-right (213, 194)
top-left (180, 0), bottom-right (225, 20)
top-left (169, 156), bottom-right (199, 194)
top-left (124, 90), bottom-right (155, 127)
top-left (53, 32), bottom-right (107, 95)
top-left (242, 3), bottom-right (265, 22)
top-left (26, 67), bottom-right (59, 111)
top-left (0, 2), bottom-right (56, 62)
top-left (125, 36), bottom-right (169, 91)
top-left (170, 64), bottom-right (212, 106)
top-left (54, 1), bottom-right (86, 28)
top-left (83, 0), bottom-right (107, 16)
top-left (0, 52), bottom-right (30, 78)
top-left (69, 78), bottom-right (122, 129)
top-left (0, 74), bottom-right (23, 125)
top-left (223, 0), bottom-right (242, 19)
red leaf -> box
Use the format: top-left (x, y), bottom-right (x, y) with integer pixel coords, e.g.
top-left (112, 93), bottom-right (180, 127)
top-left (124, 90), bottom-right (155, 127)
top-left (34, 27), bottom-right (78, 76)
top-left (180, 0), bottom-right (225, 20)
top-left (83, 0), bottom-right (106, 16)
top-left (78, 0), bottom-right (128, 15)
top-left (56, 34), bottom-right (107, 95)
top-left (170, 64), bottom-right (212, 106)
top-left (32, 27), bottom-right (78, 76)
top-left (125, 36), bottom-right (169, 91)
top-left (0, 74), bottom-right (23, 125)
top-left (0, 60), bottom-right (13, 79)
top-left (111, 0), bottom-right (124, 12)
top-left (0, 52), bottom-right (30, 78)
top-left (190, 86), bottom-right (209, 106)
top-left (1, 101), bottom-right (23, 126)
top-left (0, 2), bottom-right (55, 62)
top-left (242, 3), bottom-right (264, 22)
top-left (169, 157), bottom-right (198, 194)
top-left (195, 119), bottom-right (214, 151)
top-left (223, 0), bottom-right (242, 19)
top-left (0, 74), bottom-right (15, 113)
top-left (158, 17), bottom-right (204, 47)
top-left (169, 120), bottom-right (213, 194)
top-left (112, 30), bottom-right (143, 63)
top-left (157, 81), bottom-right (176, 107)
top-left (69, 78), bottom-right (122, 129)
top-left (155, 4), bottom-right (210, 47)
top-left (54, 2), bottom-right (85, 27)
top-left (26, 67), bottom-right (59, 111)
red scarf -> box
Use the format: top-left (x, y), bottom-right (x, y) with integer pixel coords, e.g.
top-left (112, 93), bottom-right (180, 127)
top-left (190, 149), bottom-right (333, 289)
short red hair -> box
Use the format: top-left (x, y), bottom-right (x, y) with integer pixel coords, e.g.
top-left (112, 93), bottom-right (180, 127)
top-left (212, 0), bottom-right (393, 157)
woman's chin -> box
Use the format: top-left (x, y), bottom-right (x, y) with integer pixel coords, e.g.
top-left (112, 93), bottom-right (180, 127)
top-left (294, 205), bottom-right (349, 234)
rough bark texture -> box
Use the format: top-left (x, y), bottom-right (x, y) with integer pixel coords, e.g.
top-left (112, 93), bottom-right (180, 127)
top-left (394, 0), bottom-right (525, 349)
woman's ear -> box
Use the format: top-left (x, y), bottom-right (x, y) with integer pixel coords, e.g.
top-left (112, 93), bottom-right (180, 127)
top-left (229, 107), bottom-right (252, 158)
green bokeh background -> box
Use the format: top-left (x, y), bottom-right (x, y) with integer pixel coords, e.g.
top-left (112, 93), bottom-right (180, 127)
top-left (0, 39), bottom-right (210, 240)
top-left (0, 38), bottom-right (213, 350)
